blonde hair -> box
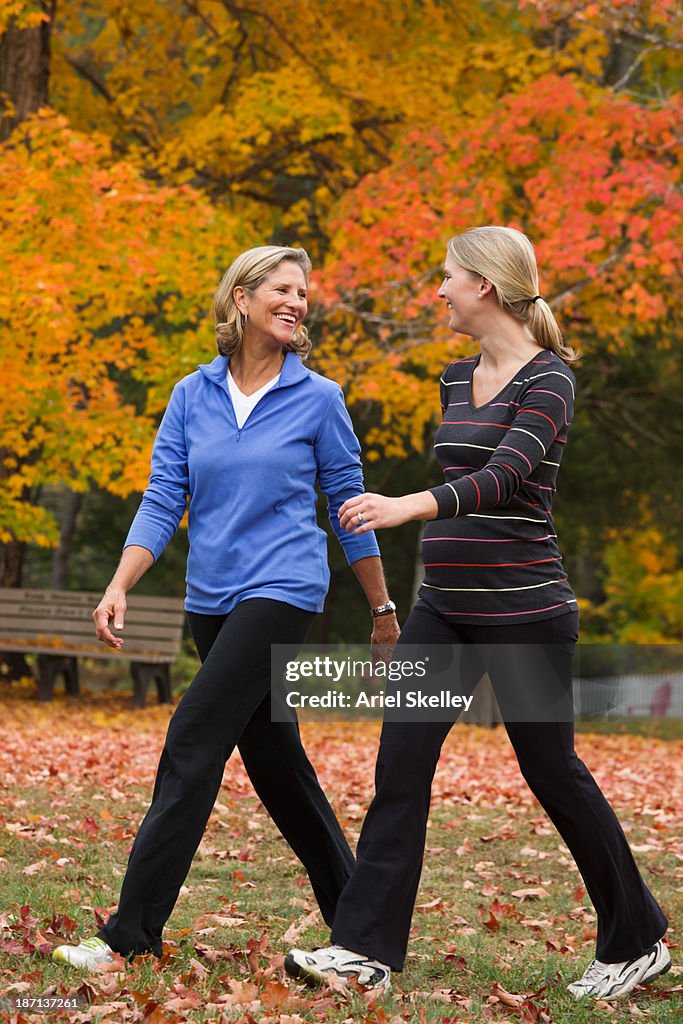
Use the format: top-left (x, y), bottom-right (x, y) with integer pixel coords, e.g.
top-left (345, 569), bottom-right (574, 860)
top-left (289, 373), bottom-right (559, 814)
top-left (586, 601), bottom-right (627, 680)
top-left (447, 227), bottom-right (578, 364)
top-left (213, 245), bottom-right (312, 360)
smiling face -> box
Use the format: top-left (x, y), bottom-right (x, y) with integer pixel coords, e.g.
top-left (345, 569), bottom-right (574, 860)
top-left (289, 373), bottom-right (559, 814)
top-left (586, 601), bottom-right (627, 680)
top-left (437, 253), bottom-right (491, 336)
top-left (236, 260), bottom-right (309, 349)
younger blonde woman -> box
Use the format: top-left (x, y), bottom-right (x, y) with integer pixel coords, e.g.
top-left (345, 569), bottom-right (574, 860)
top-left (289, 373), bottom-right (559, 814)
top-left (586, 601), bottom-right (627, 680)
top-left (286, 227), bottom-right (670, 1002)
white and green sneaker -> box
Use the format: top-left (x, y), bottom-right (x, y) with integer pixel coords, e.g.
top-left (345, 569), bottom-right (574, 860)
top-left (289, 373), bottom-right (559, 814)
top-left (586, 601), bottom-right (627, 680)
top-left (285, 944), bottom-right (391, 991)
top-left (52, 936), bottom-right (113, 968)
top-left (568, 940), bottom-right (671, 1000)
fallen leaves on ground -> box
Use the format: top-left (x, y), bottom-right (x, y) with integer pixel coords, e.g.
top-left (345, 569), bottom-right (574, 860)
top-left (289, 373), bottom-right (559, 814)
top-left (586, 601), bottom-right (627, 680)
top-left (0, 690), bottom-right (681, 1022)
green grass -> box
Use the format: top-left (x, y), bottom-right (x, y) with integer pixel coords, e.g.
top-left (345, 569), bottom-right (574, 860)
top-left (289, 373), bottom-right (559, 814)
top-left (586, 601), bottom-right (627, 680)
top-left (2, 788), bottom-right (679, 1021)
top-left (575, 717), bottom-right (683, 741)
top-left (0, 698), bottom-right (680, 1022)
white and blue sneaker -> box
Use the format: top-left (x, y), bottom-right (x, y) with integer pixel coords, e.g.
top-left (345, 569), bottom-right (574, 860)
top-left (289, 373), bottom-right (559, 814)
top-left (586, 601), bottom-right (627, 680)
top-left (568, 940), bottom-right (670, 1000)
top-left (52, 936), bottom-right (113, 968)
top-left (285, 944), bottom-right (391, 991)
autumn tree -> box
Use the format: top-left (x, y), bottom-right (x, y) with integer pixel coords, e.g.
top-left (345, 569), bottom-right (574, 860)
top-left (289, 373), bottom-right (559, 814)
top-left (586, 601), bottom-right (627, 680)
top-left (0, 111), bottom-right (242, 594)
top-left (311, 4), bottom-right (682, 639)
top-left (1, 0), bottom-right (680, 651)
top-left (0, 0), bottom-right (55, 141)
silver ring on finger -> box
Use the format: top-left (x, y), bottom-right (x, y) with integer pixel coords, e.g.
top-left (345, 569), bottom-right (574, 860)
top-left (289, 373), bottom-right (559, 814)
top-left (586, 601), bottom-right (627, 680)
top-left (356, 512), bottom-right (365, 524)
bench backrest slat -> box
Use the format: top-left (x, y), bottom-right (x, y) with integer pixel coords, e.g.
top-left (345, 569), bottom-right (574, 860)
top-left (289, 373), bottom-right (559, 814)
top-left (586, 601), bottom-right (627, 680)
top-left (0, 588), bottom-right (184, 662)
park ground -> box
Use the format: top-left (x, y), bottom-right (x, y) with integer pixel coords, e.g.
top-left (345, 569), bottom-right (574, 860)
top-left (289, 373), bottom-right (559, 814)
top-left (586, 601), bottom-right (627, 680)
top-left (0, 685), bottom-right (681, 1024)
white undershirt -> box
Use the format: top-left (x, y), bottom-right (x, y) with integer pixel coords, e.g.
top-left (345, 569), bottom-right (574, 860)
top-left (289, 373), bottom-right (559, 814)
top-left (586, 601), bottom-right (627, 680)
top-left (227, 368), bottom-right (281, 429)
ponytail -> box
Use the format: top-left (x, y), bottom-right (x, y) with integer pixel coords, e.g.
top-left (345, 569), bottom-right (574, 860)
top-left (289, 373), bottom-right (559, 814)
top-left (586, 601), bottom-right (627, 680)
top-left (447, 227), bottom-right (579, 364)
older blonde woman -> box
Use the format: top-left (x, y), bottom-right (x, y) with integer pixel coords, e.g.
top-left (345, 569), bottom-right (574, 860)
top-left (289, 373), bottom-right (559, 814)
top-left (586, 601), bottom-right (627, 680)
top-left (287, 227), bottom-right (670, 1001)
top-left (53, 245), bottom-right (399, 967)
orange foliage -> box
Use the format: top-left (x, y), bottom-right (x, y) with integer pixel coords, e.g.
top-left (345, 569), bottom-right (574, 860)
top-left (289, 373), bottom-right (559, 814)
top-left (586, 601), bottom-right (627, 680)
top-left (0, 111), bottom-right (243, 545)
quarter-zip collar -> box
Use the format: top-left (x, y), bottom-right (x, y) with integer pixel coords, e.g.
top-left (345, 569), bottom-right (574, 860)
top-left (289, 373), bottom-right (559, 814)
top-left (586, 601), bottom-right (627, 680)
top-left (198, 351), bottom-right (311, 392)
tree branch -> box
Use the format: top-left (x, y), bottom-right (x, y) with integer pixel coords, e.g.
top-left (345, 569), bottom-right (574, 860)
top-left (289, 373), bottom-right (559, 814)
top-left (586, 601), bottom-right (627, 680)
top-left (550, 244), bottom-right (631, 308)
top-left (61, 53), bottom-right (158, 151)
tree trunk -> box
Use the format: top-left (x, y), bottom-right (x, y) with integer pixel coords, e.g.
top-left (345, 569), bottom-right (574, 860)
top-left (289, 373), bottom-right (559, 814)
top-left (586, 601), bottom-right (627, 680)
top-left (0, 537), bottom-right (31, 680)
top-left (50, 489), bottom-right (83, 589)
top-left (0, 537), bottom-right (25, 587)
top-left (0, 0), bottom-right (55, 142)
top-left (0, 3), bottom-right (56, 681)
top-left (0, 1), bottom-right (56, 681)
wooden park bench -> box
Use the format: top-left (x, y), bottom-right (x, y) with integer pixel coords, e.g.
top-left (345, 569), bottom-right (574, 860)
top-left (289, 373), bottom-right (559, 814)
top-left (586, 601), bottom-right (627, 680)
top-left (0, 588), bottom-right (185, 708)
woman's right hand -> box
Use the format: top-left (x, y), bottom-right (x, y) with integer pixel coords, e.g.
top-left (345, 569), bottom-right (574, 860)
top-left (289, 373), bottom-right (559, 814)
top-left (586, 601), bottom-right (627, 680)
top-left (92, 588), bottom-right (127, 650)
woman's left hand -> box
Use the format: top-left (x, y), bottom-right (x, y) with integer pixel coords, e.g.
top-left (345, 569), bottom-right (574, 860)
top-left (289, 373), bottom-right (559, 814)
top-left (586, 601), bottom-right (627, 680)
top-left (339, 493), bottom-right (414, 533)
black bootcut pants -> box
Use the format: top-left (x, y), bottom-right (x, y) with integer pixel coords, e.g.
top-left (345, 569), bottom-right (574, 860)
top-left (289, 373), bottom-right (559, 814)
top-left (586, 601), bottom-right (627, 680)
top-left (330, 601), bottom-right (668, 970)
top-left (98, 598), bottom-right (354, 957)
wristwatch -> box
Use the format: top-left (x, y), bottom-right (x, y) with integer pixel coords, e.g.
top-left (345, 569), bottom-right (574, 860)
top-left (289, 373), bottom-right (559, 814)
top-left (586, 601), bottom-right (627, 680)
top-left (371, 600), bottom-right (397, 618)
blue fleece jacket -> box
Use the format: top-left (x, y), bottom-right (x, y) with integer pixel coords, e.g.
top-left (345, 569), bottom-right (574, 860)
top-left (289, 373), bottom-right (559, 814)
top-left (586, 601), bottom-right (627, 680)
top-left (125, 352), bottom-right (380, 614)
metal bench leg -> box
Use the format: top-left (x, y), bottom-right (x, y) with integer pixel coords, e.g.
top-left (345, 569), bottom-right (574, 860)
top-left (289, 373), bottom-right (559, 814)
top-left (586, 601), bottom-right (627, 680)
top-left (130, 663), bottom-right (173, 708)
top-left (155, 664), bottom-right (173, 705)
top-left (36, 655), bottom-right (79, 701)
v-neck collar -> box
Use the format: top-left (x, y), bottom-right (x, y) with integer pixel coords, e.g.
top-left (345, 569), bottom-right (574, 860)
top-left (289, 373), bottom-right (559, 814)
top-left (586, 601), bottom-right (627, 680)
top-left (467, 351), bottom-right (547, 410)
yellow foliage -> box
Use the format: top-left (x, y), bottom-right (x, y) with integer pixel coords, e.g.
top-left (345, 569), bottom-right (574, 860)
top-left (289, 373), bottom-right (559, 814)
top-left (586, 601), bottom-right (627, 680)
top-left (0, 111), bottom-right (243, 544)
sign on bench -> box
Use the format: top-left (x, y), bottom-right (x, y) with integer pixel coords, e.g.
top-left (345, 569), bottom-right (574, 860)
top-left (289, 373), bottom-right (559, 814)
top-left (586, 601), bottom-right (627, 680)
top-left (0, 588), bottom-right (185, 708)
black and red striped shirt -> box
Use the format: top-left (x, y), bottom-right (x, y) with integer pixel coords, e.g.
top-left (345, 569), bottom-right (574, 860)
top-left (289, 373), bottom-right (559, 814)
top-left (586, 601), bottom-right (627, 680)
top-left (421, 351), bottom-right (578, 625)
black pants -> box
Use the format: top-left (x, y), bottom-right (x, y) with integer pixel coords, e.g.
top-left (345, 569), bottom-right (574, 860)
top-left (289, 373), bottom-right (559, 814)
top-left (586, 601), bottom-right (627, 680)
top-left (98, 598), bottom-right (354, 957)
top-left (330, 601), bottom-right (668, 970)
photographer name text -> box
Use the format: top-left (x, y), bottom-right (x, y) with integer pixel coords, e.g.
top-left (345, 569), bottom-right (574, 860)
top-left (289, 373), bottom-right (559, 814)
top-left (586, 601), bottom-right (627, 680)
top-left (285, 690), bottom-right (474, 710)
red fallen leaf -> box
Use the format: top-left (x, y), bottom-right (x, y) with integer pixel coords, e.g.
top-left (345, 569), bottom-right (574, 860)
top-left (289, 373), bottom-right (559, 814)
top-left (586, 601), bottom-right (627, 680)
top-left (0, 937), bottom-right (25, 954)
top-left (84, 1002), bottom-right (130, 1017)
top-left (197, 914), bottom-right (246, 928)
top-left (22, 860), bottom-right (48, 875)
top-left (163, 988), bottom-right (202, 1011)
top-left (479, 909), bottom-right (500, 933)
top-left (19, 905), bottom-right (39, 927)
top-left (74, 980), bottom-right (98, 1004)
top-left (193, 942), bottom-right (237, 963)
top-left (33, 929), bottom-right (52, 954)
top-left (260, 979), bottom-right (308, 1010)
top-left (91, 907), bottom-right (108, 929)
top-left (143, 1006), bottom-right (182, 1024)
top-left (490, 898), bottom-right (523, 921)
top-left (444, 953), bottom-right (467, 971)
top-left (91, 954), bottom-right (127, 974)
top-left (358, 998), bottom-right (390, 1018)
top-left (511, 887), bottom-right (550, 901)
top-left (490, 981), bottom-right (524, 1007)
top-left (244, 931), bottom-right (270, 973)
top-left (40, 847), bottom-right (63, 860)
top-left (283, 909), bottom-right (320, 945)
top-left (81, 817), bottom-right (99, 834)
top-left (415, 897), bottom-right (442, 911)
top-left (574, 886), bottom-right (586, 901)
top-left (217, 978), bottom-right (260, 1004)
top-left (308, 996), bottom-right (338, 1015)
